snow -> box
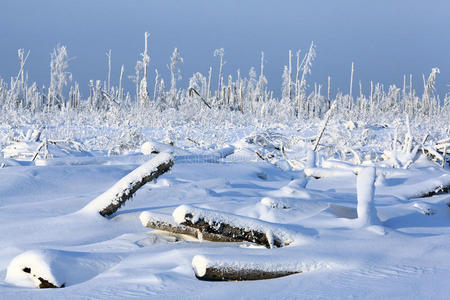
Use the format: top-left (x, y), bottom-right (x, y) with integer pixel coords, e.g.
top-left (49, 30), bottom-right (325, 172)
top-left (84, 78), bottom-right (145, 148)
top-left (304, 167), bottom-right (355, 178)
top-left (0, 102), bottom-right (449, 298)
top-left (5, 249), bottom-right (122, 288)
top-left (0, 146), bottom-right (449, 298)
top-left (0, 0), bottom-right (449, 296)
top-left (140, 211), bottom-right (175, 228)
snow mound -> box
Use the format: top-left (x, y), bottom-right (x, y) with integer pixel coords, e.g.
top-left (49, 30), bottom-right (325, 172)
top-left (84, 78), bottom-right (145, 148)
top-left (5, 249), bottom-right (122, 288)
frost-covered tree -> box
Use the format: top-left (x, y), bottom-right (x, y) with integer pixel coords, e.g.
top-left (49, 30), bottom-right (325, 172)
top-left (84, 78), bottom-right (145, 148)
top-left (255, 52), bottom-right (267, 102)
top-left (281, 66), bottom-right (290, 101)
top-left (48, 45), bottom-right (71, 109)
top-left (214, 48), bottom-right (225, 98)
top-left (169, 48), bottom-right (183, 107)
top-left (189, 72), bottom-right (208, 99)
top-left (297, 42), bottom-right (316, 114)
top-left (139, 32), bottom-right (150, 106)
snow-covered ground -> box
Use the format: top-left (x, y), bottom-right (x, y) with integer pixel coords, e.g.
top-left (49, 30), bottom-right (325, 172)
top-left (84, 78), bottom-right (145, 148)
top-left (1, 1), bottom-right (450, 298)
top-left (0, 123), bottom-right (449, 299)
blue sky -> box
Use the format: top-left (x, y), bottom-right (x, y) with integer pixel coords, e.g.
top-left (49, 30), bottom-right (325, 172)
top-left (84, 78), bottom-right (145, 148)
top-left (1, 0), bottom-right (449, 97)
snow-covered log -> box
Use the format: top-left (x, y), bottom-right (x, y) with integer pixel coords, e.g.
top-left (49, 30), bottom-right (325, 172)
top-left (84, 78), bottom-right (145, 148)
top-left (82, 153), bottom-right (174, 217)
top-left (172, 205), bottom-right (294, 248)
top-left (356, 167), bottom-right (381, 226)
top-left (140, 211), bottom-right (260, 243)
top-left (139, 211), bottom-right (200, 238)
top-left (406, 174), bottom-right (450, 198)
top-left (192, 255), bottom-right (301, 281)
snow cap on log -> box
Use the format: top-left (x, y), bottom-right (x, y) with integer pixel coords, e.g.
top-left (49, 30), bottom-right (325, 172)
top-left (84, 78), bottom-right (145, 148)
top-left (140, 211), bottom-right (201, 239)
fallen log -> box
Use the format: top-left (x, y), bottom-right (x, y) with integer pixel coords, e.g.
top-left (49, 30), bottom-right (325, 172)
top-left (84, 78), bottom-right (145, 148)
top-left (140, 211), bottom-right (254, 243)
top-left (172, 205), bottom-right (295, 248)
top-left (381, 173), bottom-right (450, 199)
top-left (81, 153), bottom-right (174, 217)
top-left (408, 174), bottom-right (450, 198)
top-left (192, 255), bottom-right (301, 281)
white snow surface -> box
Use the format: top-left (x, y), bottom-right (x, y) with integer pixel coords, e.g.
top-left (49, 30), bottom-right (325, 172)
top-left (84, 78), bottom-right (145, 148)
top-left (0, 130), bottom-right (449, 298)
